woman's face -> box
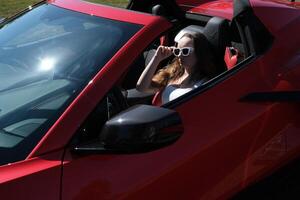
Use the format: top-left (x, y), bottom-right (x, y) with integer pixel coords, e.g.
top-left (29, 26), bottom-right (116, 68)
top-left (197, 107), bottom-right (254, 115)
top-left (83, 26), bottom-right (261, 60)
top-left (176, 36), bottom-right (197, 70)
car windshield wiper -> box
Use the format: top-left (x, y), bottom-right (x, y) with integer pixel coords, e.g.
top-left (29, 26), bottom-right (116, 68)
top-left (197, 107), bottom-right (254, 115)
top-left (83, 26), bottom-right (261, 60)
top-left (0, 74), bottom-right (49, 93)
top-left (0, 32), bottom-right (72, 50)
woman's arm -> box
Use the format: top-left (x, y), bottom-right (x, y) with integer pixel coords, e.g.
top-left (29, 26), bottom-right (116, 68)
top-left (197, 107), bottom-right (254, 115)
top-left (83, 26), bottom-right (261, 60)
top-left (136, 46), bottom-right (173, 94)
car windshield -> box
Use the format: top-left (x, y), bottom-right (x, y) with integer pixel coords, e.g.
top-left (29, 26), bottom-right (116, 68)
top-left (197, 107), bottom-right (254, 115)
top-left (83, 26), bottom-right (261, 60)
top-left (0, 4), bottom-right (141, 166)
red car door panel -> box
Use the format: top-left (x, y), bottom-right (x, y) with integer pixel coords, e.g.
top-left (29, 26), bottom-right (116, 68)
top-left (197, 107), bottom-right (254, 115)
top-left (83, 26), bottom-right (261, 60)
top-left (170, 60), bottom-right (300, 198)
top-left (61, 58), bottom-right (300, 200)
top-left (0, 151), bottom-right (63, 200)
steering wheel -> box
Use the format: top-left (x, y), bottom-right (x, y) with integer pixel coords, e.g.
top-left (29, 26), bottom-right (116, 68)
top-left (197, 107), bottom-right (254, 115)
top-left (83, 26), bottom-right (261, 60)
top-left (107, 87), bottom-right (129, 118)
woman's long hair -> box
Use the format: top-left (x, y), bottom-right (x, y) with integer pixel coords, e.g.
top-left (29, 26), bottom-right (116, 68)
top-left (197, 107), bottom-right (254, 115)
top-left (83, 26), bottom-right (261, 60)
top-left (151, 32), bottom-right (218, 88)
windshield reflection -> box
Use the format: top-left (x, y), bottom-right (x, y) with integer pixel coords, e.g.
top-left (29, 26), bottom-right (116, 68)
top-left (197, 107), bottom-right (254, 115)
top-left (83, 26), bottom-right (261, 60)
top-left (0, 3), bottom-right (141, 166)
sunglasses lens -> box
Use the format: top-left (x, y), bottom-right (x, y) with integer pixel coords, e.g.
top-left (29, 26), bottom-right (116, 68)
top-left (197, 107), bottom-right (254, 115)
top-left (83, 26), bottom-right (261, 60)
top-left (173, 48), bottom-right (180, 56)
top-left (182, 48), bottom-right (190, 56)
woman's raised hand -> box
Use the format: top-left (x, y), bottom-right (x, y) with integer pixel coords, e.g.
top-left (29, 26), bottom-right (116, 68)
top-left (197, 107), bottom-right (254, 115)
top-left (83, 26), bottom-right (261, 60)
top-left (154, 46), bottom-right (174, 62)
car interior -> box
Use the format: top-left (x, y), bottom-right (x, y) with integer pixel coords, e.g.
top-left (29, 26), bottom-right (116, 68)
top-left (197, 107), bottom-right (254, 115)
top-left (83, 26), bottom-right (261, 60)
top-left (119, 3), bottom-right (248, 107)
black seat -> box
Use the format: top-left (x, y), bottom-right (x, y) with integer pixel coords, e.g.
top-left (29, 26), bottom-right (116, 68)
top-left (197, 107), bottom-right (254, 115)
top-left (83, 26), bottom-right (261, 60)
top-left (202, 17), bottom-right (231, 74)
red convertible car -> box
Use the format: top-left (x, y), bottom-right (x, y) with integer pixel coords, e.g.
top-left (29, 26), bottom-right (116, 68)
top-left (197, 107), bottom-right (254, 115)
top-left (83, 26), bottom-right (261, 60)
top-left (0, 0), bottom-right (299, 199)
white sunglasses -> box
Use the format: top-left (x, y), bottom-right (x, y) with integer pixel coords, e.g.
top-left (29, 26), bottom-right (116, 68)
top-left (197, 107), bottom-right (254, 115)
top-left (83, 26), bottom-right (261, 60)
top-left (172, 47), bottom-right (194, 57)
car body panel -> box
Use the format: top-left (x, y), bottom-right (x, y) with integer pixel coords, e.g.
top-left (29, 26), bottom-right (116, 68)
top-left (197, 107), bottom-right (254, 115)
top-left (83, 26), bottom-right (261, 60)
top-left (176, 0), bottom-right (234, 19)
top-left (253, 0), bottom-right (300, 9)
top-left (61, 55), bottom-right (300, 199)
top-left (0, 151), bottom-right (62, 199)
top-left (250, 0), bottom-right (300, 89)
top-left (175, 0), bottom-right (300, 20)
top-left (49, 0), bottom-right (158, 25)
top-left (250, 0), bottom-right (300, 34)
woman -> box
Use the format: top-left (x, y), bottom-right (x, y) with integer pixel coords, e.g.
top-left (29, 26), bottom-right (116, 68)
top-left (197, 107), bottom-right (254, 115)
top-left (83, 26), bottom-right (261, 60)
top-left (136, 32), bottom-right (218, 105)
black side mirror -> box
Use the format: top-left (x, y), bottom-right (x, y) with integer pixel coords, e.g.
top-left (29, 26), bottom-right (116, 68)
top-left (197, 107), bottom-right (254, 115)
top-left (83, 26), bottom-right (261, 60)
top-left (74, 105), bottom-right (183, 154)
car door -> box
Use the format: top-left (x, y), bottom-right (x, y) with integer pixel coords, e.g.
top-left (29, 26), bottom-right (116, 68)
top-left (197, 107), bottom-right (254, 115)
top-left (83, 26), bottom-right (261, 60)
top-left (143, 2), bottom-right (299, 200)
top-left (59, 48), bottom-right (298, 200)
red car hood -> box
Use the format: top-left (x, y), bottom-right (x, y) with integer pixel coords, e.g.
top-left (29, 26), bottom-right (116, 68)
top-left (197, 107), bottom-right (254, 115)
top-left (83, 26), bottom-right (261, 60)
top-left (48, 0), bottom-right (159, 25)
top-left (255, 0), bottom-right (300, 9)
top-left (176, 0), bottom-right (234, 19)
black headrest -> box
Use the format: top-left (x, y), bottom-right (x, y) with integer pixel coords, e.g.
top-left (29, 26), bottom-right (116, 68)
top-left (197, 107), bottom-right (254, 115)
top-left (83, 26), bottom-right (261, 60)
top-left (203, 17), bottom-right (230, 73)
top-left (152, 4), bottom-right (167, 17)
top-left (203, 17), bottom-right (230, 58)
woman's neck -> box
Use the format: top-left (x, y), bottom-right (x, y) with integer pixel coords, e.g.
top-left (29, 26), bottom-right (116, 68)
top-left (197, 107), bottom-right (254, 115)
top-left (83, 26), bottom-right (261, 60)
top-left (181, 62), bottom-right (193, 73)
top-left (182, 64), bottom-right (206, 86)
top-left (182, 65), bottom-right (196, 84)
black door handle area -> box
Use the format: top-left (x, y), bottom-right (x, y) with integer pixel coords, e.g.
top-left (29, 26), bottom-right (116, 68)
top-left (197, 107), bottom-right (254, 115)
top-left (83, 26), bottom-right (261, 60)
top-left (240, 91), bottom-right (300, 102)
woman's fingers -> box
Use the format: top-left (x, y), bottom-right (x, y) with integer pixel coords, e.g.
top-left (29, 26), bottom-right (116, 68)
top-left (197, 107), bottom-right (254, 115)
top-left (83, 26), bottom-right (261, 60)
top-left (155, 46), bottom-right (174, 61)
top-left (161, 46), bottom-right (173, 56)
